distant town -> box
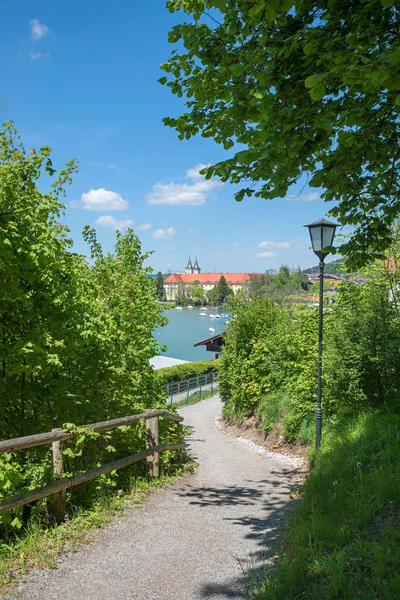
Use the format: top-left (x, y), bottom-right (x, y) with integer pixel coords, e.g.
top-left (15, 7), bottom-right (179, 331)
top-left (155, 255), bottom-right (363, 305)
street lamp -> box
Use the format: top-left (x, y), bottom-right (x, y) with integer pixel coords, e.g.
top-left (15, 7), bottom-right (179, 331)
top-left (304, 218), bottom-right (338, 450)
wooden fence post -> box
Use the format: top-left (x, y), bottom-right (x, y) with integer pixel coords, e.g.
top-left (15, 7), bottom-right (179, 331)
top-left (146, 417), bottom-right (159, 477)
top-left (52, 428), bottom-right (66, 524)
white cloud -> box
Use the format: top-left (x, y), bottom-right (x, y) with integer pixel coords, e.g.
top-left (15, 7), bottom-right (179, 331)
top-left (232, 242), bottom-right (240, 248)
top-left (257, 240), bottom-right (291, 248)
top-left (153, 227), bottom-right (176, 240)
top-left (29, 52), bottom-right (47, 60)
top-left (94, 215), bottom-right (133, 231)
top-left (255, 252), bottom-right (276, 258)
top-left (287, 191), bottom-right (320, 202)
top-left (81, 188), bottom-right (128, 211)
top-left (147, 163), bottom-right (222, 206)
top-left (30, 19), bottom-right (53, 41)
top-left (185, 163), bottom-right (208, 181)
top-left (138, 223), bottom-right (152, 231)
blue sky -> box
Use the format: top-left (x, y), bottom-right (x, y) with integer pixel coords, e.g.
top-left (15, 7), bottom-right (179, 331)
top-left (0, 0), bottom-right (337, 273)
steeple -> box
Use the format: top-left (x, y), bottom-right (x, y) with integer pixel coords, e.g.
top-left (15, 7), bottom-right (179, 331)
top-left (185, 255), bottom-right (193, 274)
top-left (193, 256), bottom-right (201, 274)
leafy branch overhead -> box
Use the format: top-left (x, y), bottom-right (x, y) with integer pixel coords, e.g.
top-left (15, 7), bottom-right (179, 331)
top-left (161, 0), bottom-right (400, 267)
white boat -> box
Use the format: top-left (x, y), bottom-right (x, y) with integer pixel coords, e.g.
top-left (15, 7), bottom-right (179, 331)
top-left (215, 314), bottom-right (221, 318)
top-left (175, 306), bottom-right (183, 310)
top-left (221, 313), bottom-right (229, 318)
top-left (187, 305), bottom-right (193, 309)
top-left (209, 327), bottom-right (215, 333)
top-left (199, 312), bottom-right (207, 317)
top-left (209, 314), bottom-right (215, 319)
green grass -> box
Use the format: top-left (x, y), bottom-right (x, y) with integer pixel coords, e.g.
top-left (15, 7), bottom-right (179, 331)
top-left (0, 463), bottom-right (196, 595)
top-left (258, 391), bottom-right (290, 433)
top-left (253, 409), bottom-right (400, 600)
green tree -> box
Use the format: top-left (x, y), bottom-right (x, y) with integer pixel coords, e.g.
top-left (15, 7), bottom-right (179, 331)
top-left (161, 0), bottom-right (400, 267)
top-left (217, 275), bottom-right (232, 303)
top-left (206, 285), bottom-right (220, 306)
top-left (155, 271), bottom-right (165, 300)
top-left (191, 280), bottom-right (204, 304)
top-left (0, 123), bottom-right (179, 531)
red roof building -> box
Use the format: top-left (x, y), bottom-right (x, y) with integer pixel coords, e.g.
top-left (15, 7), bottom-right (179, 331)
top-left (164, 273), bottom-right (255, 285)
top-left (163, 258), bottom-right (258, 301)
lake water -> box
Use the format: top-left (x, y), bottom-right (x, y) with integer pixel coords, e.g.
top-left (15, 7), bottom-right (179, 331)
top-left (155, 306), bottom-right (227, 362)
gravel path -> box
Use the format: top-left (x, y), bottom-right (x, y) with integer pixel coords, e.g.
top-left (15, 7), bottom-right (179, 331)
top-left (13, 396), bottom-right (302, 600)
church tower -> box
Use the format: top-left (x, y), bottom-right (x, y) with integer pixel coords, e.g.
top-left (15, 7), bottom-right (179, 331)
top-left (192, 256), bottom-right (201, 274)
top-left (185, 256), bottom-right (193, 274)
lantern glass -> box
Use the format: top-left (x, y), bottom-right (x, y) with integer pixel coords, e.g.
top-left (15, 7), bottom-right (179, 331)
top-left (304, 218), bottom-right (338, 258)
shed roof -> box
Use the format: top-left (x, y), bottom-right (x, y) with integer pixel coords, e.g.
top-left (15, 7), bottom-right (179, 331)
top-left (194, 333), bottom-right (227, 347)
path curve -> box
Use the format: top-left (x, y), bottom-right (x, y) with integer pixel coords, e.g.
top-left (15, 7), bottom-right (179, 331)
top-left (13, 396), bottom-right (302, 599)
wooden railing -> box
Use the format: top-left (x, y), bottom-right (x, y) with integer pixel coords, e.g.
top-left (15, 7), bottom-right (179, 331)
top-left (0, 409), bottom-right (184, 523)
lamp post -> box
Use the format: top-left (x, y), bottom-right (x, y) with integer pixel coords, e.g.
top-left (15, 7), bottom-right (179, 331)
top-left (304, 218), bottom-right (338, 450)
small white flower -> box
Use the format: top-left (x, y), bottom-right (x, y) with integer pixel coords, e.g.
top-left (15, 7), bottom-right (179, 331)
top-left (333, 481), bottom-right (339, 486)
top-left (356, 462), bottom-right (362, 468)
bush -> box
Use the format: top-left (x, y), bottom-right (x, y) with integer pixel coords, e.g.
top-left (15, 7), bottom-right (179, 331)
top-left (156, 358), bottom-right (220, 385)
top-left (219, 272), bottom-right (400, 442)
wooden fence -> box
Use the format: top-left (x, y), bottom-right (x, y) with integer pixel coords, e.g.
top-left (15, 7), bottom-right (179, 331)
top-left (0, 409), bottom-right (184, 523)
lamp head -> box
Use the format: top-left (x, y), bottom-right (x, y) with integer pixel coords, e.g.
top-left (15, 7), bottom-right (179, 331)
top-left (304, 218), bottom-right (338, 261)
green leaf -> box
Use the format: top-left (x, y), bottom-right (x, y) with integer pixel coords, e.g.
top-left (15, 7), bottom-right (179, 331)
top-left (389, 48), bottom-right (400, 65)
top-left (395, 94), bottom-right (400, 106)
top-left (305, 75), bottom-right (319, 89)
top-left (381, 0), bottom-right (395, 7)
top-left (387, 74), bottom-right (400, 90)
top-left (213, 0), bottom-right (226, 12)
top-left (10, 517), bottom-right (22, 529)
top-left (310, 83), bottom-right (326, 101)
top-left (62, 447), bottom-right (75, 458)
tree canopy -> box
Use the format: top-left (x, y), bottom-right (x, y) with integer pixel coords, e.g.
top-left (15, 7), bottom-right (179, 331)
top-left (155, 271), bottom-right (165, 299)
top-left (161, 0), bottom-right (400, 267)
top-left (0, 122), bottom-right (179, 530)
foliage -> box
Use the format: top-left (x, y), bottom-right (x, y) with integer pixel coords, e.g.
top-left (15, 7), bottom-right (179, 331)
top-left (206, 276), bottom-right (233, 305)
top-left (220, 267), bottom-right (400, 441)
top-left (156, 358), bottom-right (220, 385)
top-left (154, 271), bottom-right (165, 300)
top-left (304, 259), bottom-right (346, 276)
top-left (324, 278), bottom-right (400, 414)
top-left (216, 275), bottom-right (232, 302)
top-left (162, 0), bottom-right (400, 268)
top-left (253, 410), bottom-right (400, 600)
top-left (246, 265), bottom-right (308, 299)
top-left (0, 122), bottom-right (181, 534)
top-left (190, 280), bottom-right (205, 304)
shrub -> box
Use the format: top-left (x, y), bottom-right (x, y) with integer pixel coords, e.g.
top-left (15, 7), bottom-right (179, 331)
top-left (156, 358), bottom-right (220, 385)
